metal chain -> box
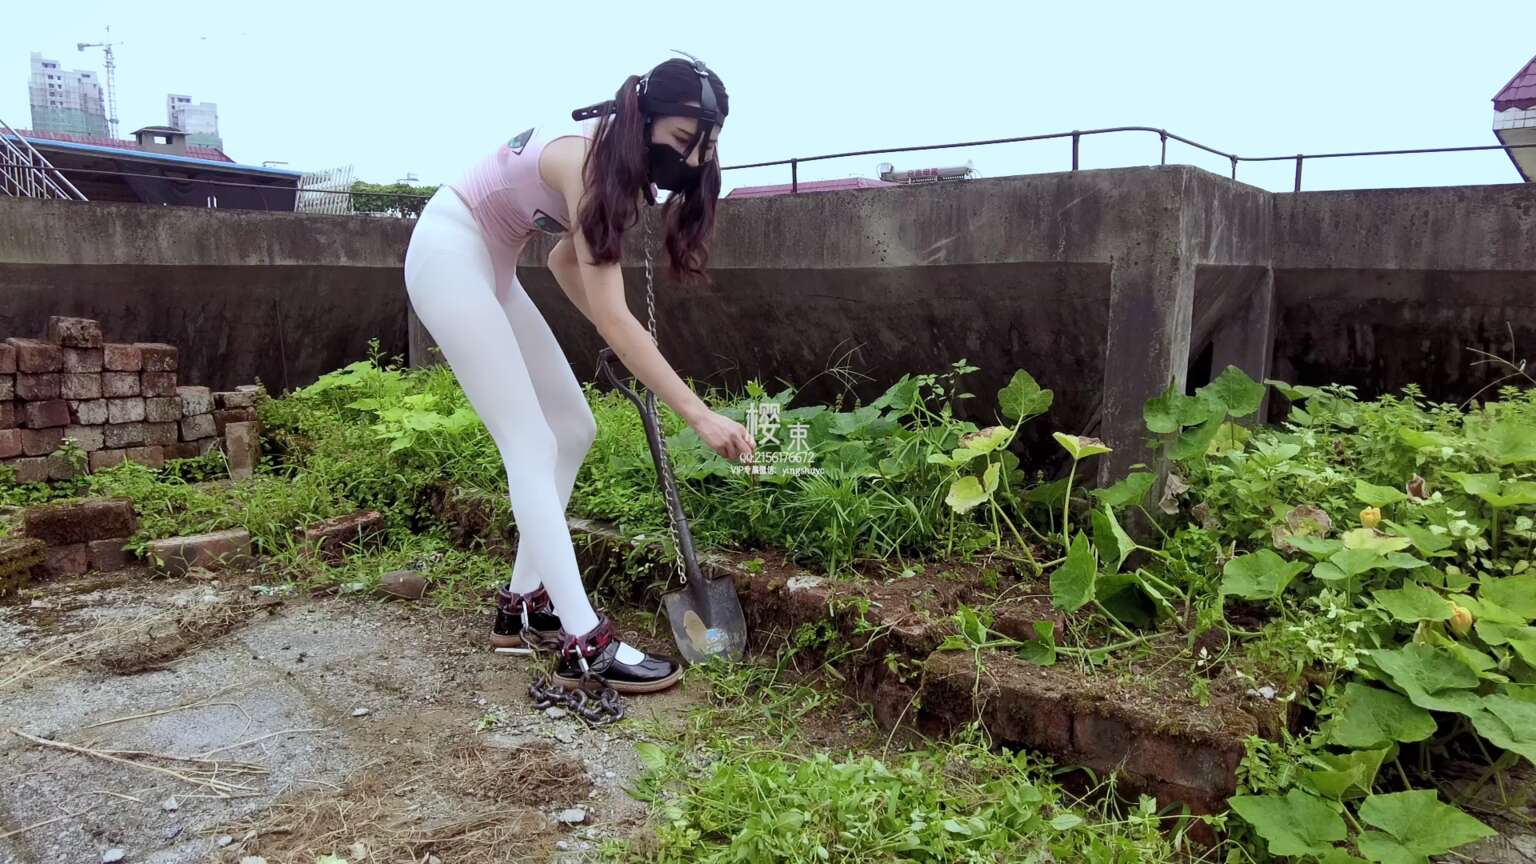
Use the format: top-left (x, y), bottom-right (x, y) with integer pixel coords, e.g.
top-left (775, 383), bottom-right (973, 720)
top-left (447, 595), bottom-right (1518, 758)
top-left (517, 613), bottom-right (625, 727)
top-left (643, 213), bottom-right (689, 588)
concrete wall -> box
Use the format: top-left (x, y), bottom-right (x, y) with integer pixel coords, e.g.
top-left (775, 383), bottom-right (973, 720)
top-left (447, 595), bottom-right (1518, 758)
top-left (8, 168), bottom-right (1536, 480)
top-left (0, 199), bottom-right (411, 392)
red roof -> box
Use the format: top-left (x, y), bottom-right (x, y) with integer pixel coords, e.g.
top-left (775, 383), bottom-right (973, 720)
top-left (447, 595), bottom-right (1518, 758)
top-left (1494, 55), bottom-right (1536, 112)
top-left (726, 177), bottom-right (893, 198)
top-left (17, 128), bottom-right (234, 163)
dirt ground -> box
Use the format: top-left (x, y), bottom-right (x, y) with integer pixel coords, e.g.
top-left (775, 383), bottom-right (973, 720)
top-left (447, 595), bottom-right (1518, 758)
top-left (0, 567), bottom-right (705, 864)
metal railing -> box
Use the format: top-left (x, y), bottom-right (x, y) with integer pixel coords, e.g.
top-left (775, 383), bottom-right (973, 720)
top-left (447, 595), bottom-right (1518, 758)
top-left (721, 125), bottom-right (1536, 193)
top-left (3, 126), bottom-right (1534, 210)
top-left (0, 117), bottom-right (88, 201)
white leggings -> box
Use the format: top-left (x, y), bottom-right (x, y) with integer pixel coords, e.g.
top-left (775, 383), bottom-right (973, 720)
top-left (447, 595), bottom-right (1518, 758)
top-left (404, 188), bottom-right (603, 637)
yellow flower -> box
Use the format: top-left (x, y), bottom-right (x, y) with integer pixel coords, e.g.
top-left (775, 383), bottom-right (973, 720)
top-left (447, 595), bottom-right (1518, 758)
top-left (1449, 604), bottom-right (1474, 637)
top-left (1360, 507), bottom-right (1382, 530)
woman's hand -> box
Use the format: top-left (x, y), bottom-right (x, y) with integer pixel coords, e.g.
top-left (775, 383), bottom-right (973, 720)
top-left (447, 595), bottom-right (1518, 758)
top-left (689, 409), bottom-right (756, 462)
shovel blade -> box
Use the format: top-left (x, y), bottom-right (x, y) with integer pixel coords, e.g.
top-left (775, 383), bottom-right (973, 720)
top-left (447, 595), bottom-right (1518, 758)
top-left (662, 572), bottom-right (747, 665)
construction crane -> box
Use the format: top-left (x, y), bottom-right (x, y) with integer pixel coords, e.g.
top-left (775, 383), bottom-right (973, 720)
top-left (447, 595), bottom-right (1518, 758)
top-left (77, 27), bottom-right (121, 139)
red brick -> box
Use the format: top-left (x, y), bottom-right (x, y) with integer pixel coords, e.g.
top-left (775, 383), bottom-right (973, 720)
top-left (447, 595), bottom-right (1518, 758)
top-left (136, 343), bottom-right (178, 372)
top-left (47, 316), bottom-right (103, 348)
top-left (0, 343), bottom-right (14, 374)
top-left (63, 347), bottom-right (103, 373)
top-left (0, 537), bottom-right (45, 597)
top-left (0, 402), bottom-right (14, 429)
top-left (23, 400), bottom-right (70, 429)
top-left (43, 543), bottom-right (91, 578)
top-left (298, 510), bottom-right (385, 563)
top-left (125, 446), bottom-right (165, 469)
top-left (5, 456), bottom-right (49, 484)
top-left (102, 372), bottom-right (139, 398)
top-left (140, 372), bottom-right (177, 397)
top-left (46, 451), bottom-right (85, 481)
top-left (0, 375), bottom-right (11, 402)
top-left (214, 390), bottom-right (258, 410)
top-left (89, 449), bottom-right (127, 472)
top-left (181, 414), bottom-right (216, 441)
top-left (61, 372), bottom-right (102, 400)
top-left (1128, 734), bottom-right (1244, 796)
top-left (214, 406), bottom-right (259, 436)
top-left (69, 399), bottom-right (109, 425)
top-left (16, 373), bottom-right (61, 401)
top-left (7, 338), bottom-right (62, 373)
top-left (107, 397), bottom-right (146, 424)
top-left (21, 497), bottom-right (138, 545)
top-left (144, 422), bottom-right (178, 446)
top-left (64, 425), bottom-right (105, 452)
top-left (103, 423), bottom-right (145, 448)
top-left (177, 386), bottom-right (213, 416)
top-left (103, 343), bottom-right (142, 372)
top-left (144, 397), bottom-right (182, 423)
top-left (145, 528), bottom-right (252, 575)
top-left (0, 429), bottom-right (20, 459)
top-left (89, 537), bottom-right (132, 573)
top-left (22, 427), bottom-right (63, 456)
top-left (225, 421), bottom-right (259, 480)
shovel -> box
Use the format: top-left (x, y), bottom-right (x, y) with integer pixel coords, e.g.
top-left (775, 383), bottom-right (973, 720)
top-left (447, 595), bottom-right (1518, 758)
top-left (595, 346), bottom-right (747, 664)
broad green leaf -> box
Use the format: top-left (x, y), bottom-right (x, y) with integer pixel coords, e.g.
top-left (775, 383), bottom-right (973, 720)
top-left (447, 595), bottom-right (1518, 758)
top-left (1265, 378), bottom-right (1325, 402)
top-left (1383, 520), bottom-right (1453, 556)
top-left (635, 741), bottom-right (667, 771)
top-left (1222, 550), bottom-right (1306, 601)
top-left (1370, 644), bottom-right (1483, 714)
top-left (1229, 790), bottom-right (1347, 857)
top-left (1304, 747), bottom-right (1391, 800)
top-left (1024, 477), bottom-right (1068, 507)
top-left (1328, 684), bottom-right (1438, 749)
top-left (1092, 471), bottom-right (1156, 509)
top-left (955, 604), bottom-right (989, 645)
top-left (1458, 595), bottom-right (1527, 626)
top-left (1481, 418), bottom-right (1536, 465)
top-left (1481, 694), bottom-right (1536, 760)
top-left (1373, 585), bottom-right (1453, 623)
top-left (1481, 576), bottom-right (1536, 619)
top-left (982, 461), bottom-right (1000, 494)
top-left (1341, 528), bottom-right (1412, 554)
top-left (1483, 480), bottom-right (1536, 509)
top-left (1207, 420), bottom-right (1253, 458)
top-left (1170, 414), bottom-right (1226, 461)
top-left (1319, 850), bottom-right (1369, 864)
top-left (1253, 440), bottom-right (1302, 466)
top-left (1053, 433), bottom-right (1111, 461)
top-left (1016, 621), bottom-right (1057, 666)
top-left (1357, 790), bottom-right (1496, 861)
top-left (1315, 547), bottom-right (1387, 584)
top-left (998, 370), bottom-right (1054, 422)
top-left (958, 425), bottom-right (1011, 454)
top-left (1051, 533), bottom-right (1096, 613)
top-left (1048, 813), bottom-right (1083, 831)
top-left (945, 475), bottom-right (989, 514)
top-left (1199, 366), bottom-right (1266, 417)
top-left (1355, 479), bottom-right (1409, 507)
top-left (1091, 506), bottom-right (1136, 572)
top-left (1474, 622), bottom-right (1536, 667)
top-left (1144, 385), bottom-right (1220, 434)
top-left (1283, 534), bottom-right (1344, 558)
top-left (869, 374), bottom-right (920, 412)
top-left (1398, 428), bottom-right (1452, 451)
top-left (1423, 629), bottom-right (1499, 676)
top-left (1449, 471), bottom-right (1501, 497)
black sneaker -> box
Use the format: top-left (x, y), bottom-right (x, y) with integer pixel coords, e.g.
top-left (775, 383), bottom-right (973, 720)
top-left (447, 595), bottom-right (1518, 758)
top-left (553, 614), bottom-right (683, 694)
top-left (491, 585), bottom-right (562, 651)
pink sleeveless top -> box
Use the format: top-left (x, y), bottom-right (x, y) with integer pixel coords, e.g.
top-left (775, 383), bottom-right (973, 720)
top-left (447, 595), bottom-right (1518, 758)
top-left (448, 118), bottom-right (597, 247)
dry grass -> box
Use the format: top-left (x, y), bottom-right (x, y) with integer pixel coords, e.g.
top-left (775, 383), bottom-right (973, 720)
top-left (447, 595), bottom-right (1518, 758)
top-left (211, 742), bottom-right (590, 864)
top-left (92, 595), bottom-right (281, 675)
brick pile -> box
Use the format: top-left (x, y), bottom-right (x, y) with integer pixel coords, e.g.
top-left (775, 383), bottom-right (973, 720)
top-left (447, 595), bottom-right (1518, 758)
top-left (0, 316), bottom-right (264, 483)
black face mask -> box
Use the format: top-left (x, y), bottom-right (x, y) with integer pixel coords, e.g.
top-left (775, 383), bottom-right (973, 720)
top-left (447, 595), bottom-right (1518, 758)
top-left (647, 140), bottom-right (702, 193)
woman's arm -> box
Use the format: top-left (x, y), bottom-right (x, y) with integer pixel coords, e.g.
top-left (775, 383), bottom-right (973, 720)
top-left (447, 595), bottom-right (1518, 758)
top-left (543, 140), bottom-right (754, 461)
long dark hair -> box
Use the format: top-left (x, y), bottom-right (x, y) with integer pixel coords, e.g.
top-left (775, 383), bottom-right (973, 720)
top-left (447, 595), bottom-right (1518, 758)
top-left (577, 59), bottom-right (729, 283)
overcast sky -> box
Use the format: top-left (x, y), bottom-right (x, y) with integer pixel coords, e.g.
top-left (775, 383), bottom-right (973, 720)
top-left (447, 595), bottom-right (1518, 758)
top-left (7, 1), bottom-right (1533, 194)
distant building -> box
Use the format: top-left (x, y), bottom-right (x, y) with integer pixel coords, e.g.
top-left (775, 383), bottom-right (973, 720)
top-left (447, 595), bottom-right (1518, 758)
top-left (1493, 54), bottom-right (1536, 182)
top-left (27, 52), bottom-right (109, 137)
top-left (2, 125), bottom-right (301, 209)
top-left (167, 94), bottom-right (222, 150)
